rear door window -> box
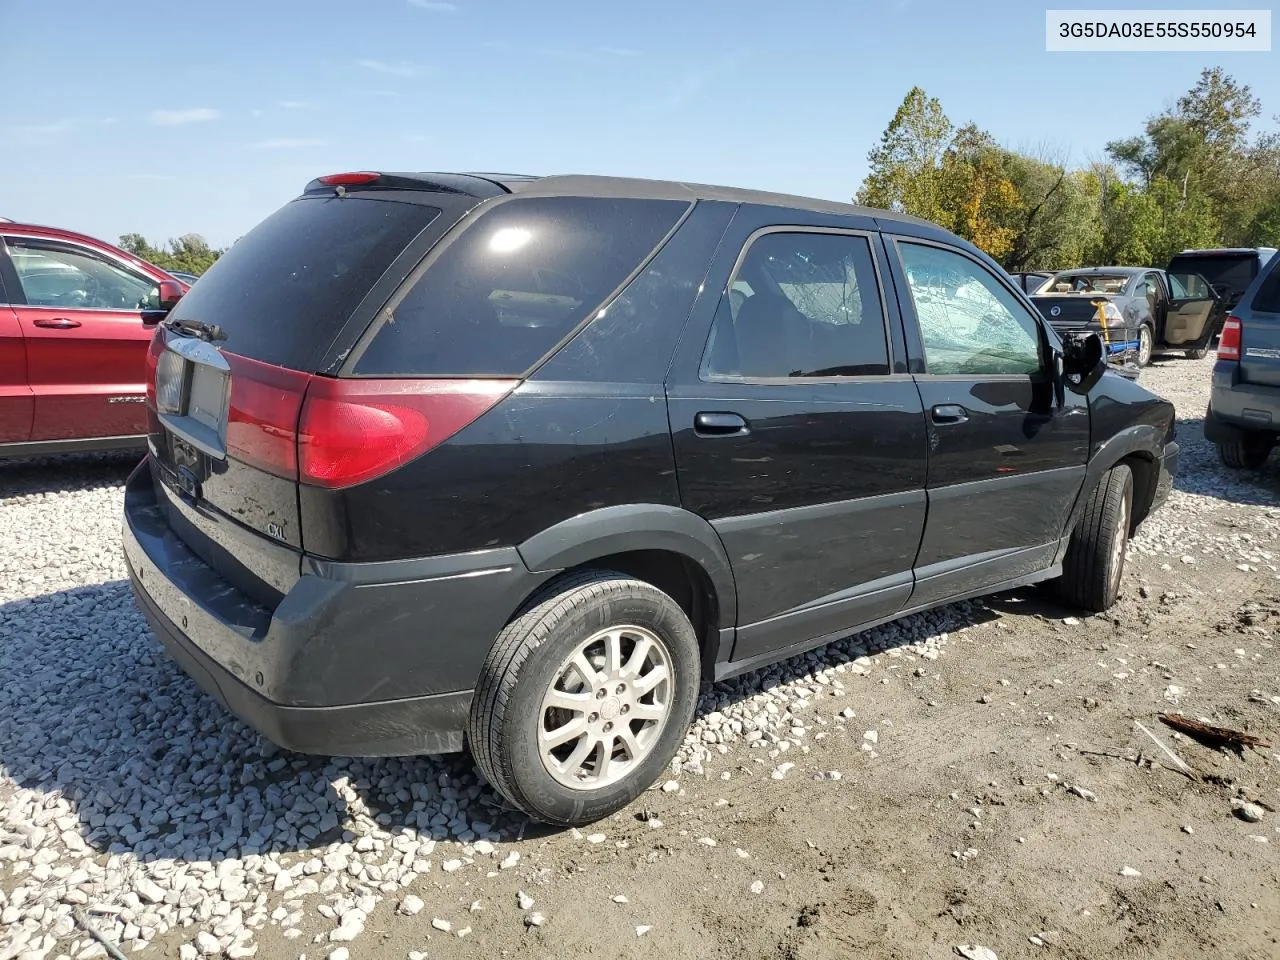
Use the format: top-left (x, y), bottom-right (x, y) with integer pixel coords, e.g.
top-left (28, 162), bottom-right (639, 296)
top-left (701, 230), bottom-right (891, 380)
top-left (350, 196), bottom-right (688, 377)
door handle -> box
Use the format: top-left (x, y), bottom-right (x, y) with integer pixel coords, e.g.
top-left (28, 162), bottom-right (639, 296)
top-left (694, 411), bottom-right (749, 437)
top-left (930, 403), bottom-right (968, 424)
top-left (32, 317), bottom-right (81, 329)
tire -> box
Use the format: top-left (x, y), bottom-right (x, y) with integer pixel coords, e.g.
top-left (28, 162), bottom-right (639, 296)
top-left (1185, 347), bottom-right (1210, 360)
top-left (1058, 464), bottom-right (1133, 613)
top-left (1137, 324), bottom-right (1154, 367)
top-left (469, 571), bottom-right (700, 826)
top-left (1217, 433), bottom-right (1273, 469)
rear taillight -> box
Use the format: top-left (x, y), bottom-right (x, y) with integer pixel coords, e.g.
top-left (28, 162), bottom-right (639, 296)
top-left (1218, 315), bottom-right (1242, 361)
top-left (298, 379), bottom-right (517, 489)
top-left (225, 354), bottom-right (313, 479)
top-left (144, 331), bottom-right (165, 407)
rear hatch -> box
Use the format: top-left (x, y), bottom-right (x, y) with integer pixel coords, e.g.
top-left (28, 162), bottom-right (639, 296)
top-left (144, 184), bottom-right (478, 603)
top-left (1235, 261), bottom-right (1280, 387)
top-left (1166, 251), bottom-right (1262, 311)
top-left (145, 175), bottom-right (694, 586)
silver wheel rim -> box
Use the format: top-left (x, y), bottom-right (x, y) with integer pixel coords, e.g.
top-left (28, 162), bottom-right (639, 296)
top-left (1138, 327), bottom-right (1152, 366)
top-left (1109, 492), bottom-right (1129, 592)
top-left (537, 625), bottom-right (673, 790)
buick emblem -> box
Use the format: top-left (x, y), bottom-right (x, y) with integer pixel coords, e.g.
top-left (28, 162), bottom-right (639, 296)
top-left (1050, 305), bottom-right (1061, 317)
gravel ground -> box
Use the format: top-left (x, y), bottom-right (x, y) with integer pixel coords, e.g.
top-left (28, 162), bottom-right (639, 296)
top-left (2, 356), bottom-right (1278, 960)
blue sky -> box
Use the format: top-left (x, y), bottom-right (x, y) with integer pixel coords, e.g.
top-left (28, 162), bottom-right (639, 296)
top-left (2, 0), bottom-right (1276, 248)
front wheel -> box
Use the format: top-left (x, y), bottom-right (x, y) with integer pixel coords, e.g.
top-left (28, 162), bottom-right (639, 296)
top-left (1058, 464), bottom-right (1133, 613)
top-left (469, 572), bottom-right (700, 826)
top-left (1137, 324), bottom-right (1154, 367)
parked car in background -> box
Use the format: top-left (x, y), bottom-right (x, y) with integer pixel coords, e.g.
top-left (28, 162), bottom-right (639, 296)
top-left (1032, 265), bottom-right (1218, 366)
top-left (1166, 247), bottom-right (1278, 358)
top-left (166, 270), bottom-right (201, 286)
top-left (0, 222), bottom-right (187, 457)
top-left (1205, 250), bottom-right (1280, 468)
top-left (1008, 270), bottom-right (1054, 295)
top-left (124, 170), bottom-right (1178, 827)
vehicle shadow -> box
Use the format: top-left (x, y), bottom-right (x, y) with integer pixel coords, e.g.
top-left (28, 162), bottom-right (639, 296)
top-left (1172, 415), bottom-right (1280, 506)
top-left (1, 576), bottom-right (1005, 858)
top-left (0, 450), bottom-right (143, 499)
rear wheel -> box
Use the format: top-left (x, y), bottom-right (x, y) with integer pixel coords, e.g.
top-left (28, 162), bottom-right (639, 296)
top-left (1218, 433), bottom-right (1273, 469)
top-left (469, 571), bottom-right (700, 826)
top-left (1185, 347), bottom-right (1210, 360)
top-left (1058, 464), bottom-right (1132, 613)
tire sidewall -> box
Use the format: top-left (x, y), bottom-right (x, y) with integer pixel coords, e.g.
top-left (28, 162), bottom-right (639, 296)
top-left (1103, 469), bottom-right (1133, 600)
top-left (499, 585), bottom-right (699, 825)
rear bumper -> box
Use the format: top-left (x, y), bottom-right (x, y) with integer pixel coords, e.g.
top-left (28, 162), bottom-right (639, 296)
top-left (1206, 364), bottom-right (1280, 437)
top-left (122, 460), bottom-right (549, 756)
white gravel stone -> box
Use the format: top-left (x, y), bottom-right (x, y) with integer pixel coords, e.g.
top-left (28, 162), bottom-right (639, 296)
top-left (398, 895), bottom-right (424, 916)
top-left (1232, 800), bottom-right (1265, 823)
top-left (431, 917), bottom-right (452, 932)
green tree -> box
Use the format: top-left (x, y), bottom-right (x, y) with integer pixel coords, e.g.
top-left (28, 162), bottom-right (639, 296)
top-left (118, 233), bottom-right (223, 275)
top-left (856, 86), bottom-right (953, 224)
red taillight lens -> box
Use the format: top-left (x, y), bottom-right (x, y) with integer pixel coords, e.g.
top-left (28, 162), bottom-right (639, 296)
top-left (144, 331), bottom-right (165, 407)
top-left (225, 354), bottom-right (313, 479)
top-left (318, 172), bottom-right (380, 185)
top-left (1218, 315), bottom-right (1242, 361)
top-left (298, 379), bottom-right (517, 489)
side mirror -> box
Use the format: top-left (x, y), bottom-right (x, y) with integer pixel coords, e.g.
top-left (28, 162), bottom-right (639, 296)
top-left (1060, 331), bottom-right (1107, 394)
top-left (157, 279), bottom-right (185, 312)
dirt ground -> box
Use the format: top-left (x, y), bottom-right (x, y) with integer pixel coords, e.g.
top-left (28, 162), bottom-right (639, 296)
top-left (275, 562), bottom-right (1276, 960)
top-left (3, 359), bottom-right (1278, 960)
top-left (258, 365), bottom-right (1279, 960)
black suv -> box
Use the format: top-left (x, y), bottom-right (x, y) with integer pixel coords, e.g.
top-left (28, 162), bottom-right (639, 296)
top-left (123, 172), bottom-right (1179, 826)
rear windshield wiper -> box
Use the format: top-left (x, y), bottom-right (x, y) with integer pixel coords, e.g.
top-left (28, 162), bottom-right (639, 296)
top-left (162, 317), bottom-right (227, 342)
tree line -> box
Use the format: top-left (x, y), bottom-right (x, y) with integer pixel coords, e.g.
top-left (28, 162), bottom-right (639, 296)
top-left (117, 233), bottom-right (224, 276)
top-left (856, 67), bottom-right (1279, 271)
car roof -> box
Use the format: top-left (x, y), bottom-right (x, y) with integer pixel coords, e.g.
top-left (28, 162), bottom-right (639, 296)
top-left (336, 171), bottom-right (946, 231)
top-left (1051, 266), bottom-right (1145, 276)
top-left (1172, 247), bottom-right (1276, 257)
top-left (1, 220), bottom-right (122, 249)
top-left (492, 173), bottom-right (942, 227)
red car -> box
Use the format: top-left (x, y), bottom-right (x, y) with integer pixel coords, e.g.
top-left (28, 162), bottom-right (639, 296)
top-left (0, 222), bottom-right (187, 457)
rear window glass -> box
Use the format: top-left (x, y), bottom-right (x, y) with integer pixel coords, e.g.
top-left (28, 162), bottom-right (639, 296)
top-left (168, 197), bottom-right (441, 370)
top-left (1169, 255), bottom-right (1258, 297)
top-left (350, 196), bottom-right (688, 376)
top-left (1253, 263), bottom-right (1280, 314)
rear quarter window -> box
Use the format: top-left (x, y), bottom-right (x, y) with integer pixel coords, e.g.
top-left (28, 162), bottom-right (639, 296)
top-left (350, 196), bottom-right (689, 377)
top-left (1252, 263), bottom-right (1280, 314)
